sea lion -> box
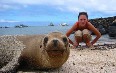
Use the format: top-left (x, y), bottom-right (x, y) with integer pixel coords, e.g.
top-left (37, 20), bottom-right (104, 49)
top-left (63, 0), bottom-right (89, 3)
top-left (17, 32), bottom-right (70, 70)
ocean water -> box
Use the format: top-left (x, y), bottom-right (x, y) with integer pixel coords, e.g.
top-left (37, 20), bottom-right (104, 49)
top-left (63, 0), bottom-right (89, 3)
top-left (0, 26), bottom-right (116, 44)
top-left (0, 26), bottom-right (72, 35)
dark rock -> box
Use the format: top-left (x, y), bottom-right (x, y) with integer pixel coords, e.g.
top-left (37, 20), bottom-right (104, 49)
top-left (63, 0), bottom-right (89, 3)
top-left (108, 20), bottom-right (116, 37)
top-left (89, 16), bottom-right (116, 35)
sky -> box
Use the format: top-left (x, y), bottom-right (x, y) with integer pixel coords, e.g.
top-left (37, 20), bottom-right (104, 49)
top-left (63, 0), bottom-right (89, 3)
top-left (0, 0), bottom-right (116, 26)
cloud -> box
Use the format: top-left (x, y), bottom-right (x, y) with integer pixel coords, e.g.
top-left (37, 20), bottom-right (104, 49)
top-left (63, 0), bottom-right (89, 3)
top-left (0, 19), bottom-right (20, 22)
top-left (1, 0), bottom-right (116, 13)
top-left (0, 0), bottom-right (116, 20)
top-left (0, 4), bottom-right (14, 11)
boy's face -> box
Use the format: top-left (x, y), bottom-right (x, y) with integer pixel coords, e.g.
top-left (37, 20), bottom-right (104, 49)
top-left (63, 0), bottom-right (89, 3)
top-left (78, 15), bottom-right (88, 26)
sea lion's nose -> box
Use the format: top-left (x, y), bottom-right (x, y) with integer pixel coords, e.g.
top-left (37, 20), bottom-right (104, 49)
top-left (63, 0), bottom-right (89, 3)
top-left (53, 39), bottom-right (58, 47)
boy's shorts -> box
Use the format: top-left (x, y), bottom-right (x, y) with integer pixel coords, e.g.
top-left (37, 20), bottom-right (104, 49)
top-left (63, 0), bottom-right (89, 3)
top-left (74, 29), bottom-right (92, 42)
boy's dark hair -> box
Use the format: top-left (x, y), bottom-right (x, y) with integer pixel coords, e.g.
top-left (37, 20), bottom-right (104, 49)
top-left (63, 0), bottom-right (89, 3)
top-left (78, 12), bottom-right (88, 19)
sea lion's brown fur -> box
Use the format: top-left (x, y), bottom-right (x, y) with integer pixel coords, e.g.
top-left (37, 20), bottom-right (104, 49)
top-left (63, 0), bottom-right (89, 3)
top-left (17, 32), bottom-right (70, 69)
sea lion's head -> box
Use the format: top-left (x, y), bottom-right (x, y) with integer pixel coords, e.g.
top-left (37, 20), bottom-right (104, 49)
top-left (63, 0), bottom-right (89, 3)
top-left (41, 32), bottom-right (70, 58)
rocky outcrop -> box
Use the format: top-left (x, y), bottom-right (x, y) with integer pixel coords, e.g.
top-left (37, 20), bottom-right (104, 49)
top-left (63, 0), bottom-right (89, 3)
top-left (89, 16), bottom-right (116, 35)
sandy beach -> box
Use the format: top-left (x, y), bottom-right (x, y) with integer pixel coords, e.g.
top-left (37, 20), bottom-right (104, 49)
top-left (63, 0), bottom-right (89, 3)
top-left (0, 35), bottom-right (116, 73)
top-left (59, 48), bottom-right (116, 73)
top-left (17, 41), bottom-right (116, 73)
top-left (17, 35), bottom-right (116, 73)
top-left (17, 45), bottom-right (116, 73)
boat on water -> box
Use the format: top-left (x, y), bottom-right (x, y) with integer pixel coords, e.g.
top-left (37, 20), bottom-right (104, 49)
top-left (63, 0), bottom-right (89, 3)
top-left (60, 23), bottom-right (68, 26)
top-left (0, 26), bottom-right (9, 28)
top-left (15, 24), bottom-right (28, 28)
top-left (48, 22), bottom-right (54, 26)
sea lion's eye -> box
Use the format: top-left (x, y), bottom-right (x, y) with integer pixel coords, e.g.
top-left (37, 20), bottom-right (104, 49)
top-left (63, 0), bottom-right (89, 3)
top-left (44, 37), bottom-right (48, 43)
top-left (62, 37), bottom-right (67, 42)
